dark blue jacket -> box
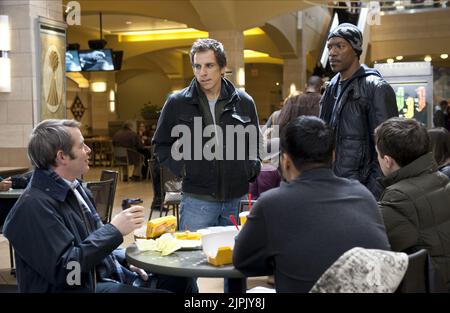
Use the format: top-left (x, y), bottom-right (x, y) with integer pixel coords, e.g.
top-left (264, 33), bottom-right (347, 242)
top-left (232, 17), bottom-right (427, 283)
top-left (3, 169), bottom-right (123, 292)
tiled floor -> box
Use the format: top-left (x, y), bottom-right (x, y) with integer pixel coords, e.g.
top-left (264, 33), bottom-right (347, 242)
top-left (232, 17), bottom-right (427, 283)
top-left (0, 166), bottom-right (271, 292)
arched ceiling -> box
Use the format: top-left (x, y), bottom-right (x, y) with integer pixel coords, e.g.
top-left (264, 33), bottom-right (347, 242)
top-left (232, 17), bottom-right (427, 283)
top-left (67, 0), bottom-right (313, 32)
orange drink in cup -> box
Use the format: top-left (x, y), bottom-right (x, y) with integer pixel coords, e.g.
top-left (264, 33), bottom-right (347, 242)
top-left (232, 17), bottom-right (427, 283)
top-left (239, 211), bottom-right (250, 226)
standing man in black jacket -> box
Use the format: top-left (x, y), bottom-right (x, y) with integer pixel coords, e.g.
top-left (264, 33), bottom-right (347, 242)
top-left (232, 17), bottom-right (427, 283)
top-left (153, 39), bottom-right (261, 232)
top-left (320, 23), bottom-right (398, 199)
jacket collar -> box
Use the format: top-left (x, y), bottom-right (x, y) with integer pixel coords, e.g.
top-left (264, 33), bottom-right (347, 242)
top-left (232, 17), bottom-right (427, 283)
top-left (30, 168), bottom-right (74, 202)
top-left (290, 167), bottom-right (335, 183)
top-left (183, 77), bottom-right (240, 107)
top-left (379, 152), bottom-right (437, 187)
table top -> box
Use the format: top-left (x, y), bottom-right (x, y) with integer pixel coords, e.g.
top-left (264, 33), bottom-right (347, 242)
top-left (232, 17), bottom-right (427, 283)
top-left (126, 244), bottom-right (246, 279)
top-left (0, 188), bottom-right (25, 199)
top-left (0, 167), bottom-right (29, 178)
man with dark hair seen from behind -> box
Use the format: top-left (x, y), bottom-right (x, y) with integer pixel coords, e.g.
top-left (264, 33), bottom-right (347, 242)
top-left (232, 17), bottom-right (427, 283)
top-left (153, 38), bottom-right (261, 232)
top-left (3, 119), bottom-right (196, 293)
top-left (320, 23), bottom-right (398, 199)
top-left (233, 116), bottom-right (390, 292)
top-left (375, 117), bottom-right (450, 290)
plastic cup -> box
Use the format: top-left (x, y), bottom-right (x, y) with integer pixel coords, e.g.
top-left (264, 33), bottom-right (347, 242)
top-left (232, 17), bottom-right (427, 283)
top-left (239, 211), bottom-right (250, 226)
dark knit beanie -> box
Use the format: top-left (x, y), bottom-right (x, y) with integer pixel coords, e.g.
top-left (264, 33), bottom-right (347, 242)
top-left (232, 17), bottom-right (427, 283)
top-left (327, 23), bottom-right (363, 56)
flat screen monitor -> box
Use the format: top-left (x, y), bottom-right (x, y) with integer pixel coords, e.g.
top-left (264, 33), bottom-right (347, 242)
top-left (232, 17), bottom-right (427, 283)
top-left (79, 49), bottom-right (115, 71)
top-left (65, 50), bottom-right (82, 72)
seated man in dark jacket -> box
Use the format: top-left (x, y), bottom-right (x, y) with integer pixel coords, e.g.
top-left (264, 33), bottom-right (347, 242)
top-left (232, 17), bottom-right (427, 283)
top-left (375, 117), bottom-right (450, 290)
top-left (4, 119), bottom-right (195, 293)
top-left (233, 116), bottom-right (391, 293)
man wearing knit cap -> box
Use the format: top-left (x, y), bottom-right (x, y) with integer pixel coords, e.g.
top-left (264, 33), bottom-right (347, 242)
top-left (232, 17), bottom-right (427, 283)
top-left (319, 23), bottom-right (398, 199)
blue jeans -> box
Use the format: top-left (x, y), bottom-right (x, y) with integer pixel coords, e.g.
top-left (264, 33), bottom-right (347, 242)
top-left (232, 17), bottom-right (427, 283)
top-left (179, 194), bottom-right (243, 231)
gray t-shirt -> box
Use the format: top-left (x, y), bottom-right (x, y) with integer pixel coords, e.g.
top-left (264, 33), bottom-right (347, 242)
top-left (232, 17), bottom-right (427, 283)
top-left (208, 98), bottom-right (217, 125)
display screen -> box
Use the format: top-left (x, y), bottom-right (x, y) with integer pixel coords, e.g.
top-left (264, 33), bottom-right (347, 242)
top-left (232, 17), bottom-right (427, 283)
top-left (79, 49), bottom-right (115, 71)
top-left (391, 82), bottom-right (428, 125)
top-left (65, 50), bottom-right (82, 72)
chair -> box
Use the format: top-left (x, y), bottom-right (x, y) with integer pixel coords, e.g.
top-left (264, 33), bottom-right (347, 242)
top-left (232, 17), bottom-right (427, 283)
top-left (100, 170), bottom-right (119, 223)
top-left (126, 148), bottom-right (145, 180)
top-left (86, 179), bottom-right (115, 223)
top-left (310, 247), bottom-right (409, 293)
top-left (238, 199), bottom-right (257, 213)
top-left (148, 162), bottom-right (181, 228)
top-left (112, 146), bottom-right (131, 181)
top-left (396, 249), bottom-right (448, 293)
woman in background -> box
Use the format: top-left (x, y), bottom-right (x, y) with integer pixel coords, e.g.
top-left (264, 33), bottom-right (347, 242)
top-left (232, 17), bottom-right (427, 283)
top-left (428, 127), bottom-right (450, 178)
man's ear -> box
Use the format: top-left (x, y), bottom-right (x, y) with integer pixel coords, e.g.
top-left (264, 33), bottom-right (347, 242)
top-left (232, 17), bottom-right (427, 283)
top-left (55, 150), bottom-right (67, 165)
top-left (383, 154), bottom-right (396, 169)
top-left (332, 150), bottom-right (336, 163)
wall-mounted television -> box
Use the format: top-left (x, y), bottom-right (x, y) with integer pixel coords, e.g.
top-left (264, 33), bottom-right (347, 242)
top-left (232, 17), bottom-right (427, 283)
top-left (79, 49), bottom-right (115, 71)
top-left (65, 50), bottom-right (82, 72)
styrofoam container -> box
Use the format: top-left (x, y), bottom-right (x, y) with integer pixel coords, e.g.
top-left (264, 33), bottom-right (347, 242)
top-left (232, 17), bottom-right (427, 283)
top-left (201, 229), bottom-right (239, 259)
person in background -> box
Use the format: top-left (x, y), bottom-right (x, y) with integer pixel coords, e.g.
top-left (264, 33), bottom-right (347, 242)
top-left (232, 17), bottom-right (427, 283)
top-left (234, 116), bottom-right (390, 292)
top-left (304, 75), bottom-right (323, 112)
top-left (428, 127), bottom-right (450, 178)
top-left (320, 23), bottom-right (398, 199)
top-left (433, 100), bottom-right (448, 128)
top-left (137, 121), bottom-right (151, 146)
top-left (3, 119), bottom-right (196, 293)
top-left (248, 158), bottom-right (281, 200)
top-left (375, 117), bottom-right (450, 290)
top-left (113, 120), bottom-right (151, 180)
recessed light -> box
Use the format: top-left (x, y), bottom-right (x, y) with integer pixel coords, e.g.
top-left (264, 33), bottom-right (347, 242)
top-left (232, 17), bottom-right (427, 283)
top-left (424, 55), bottom-right (432, 62)
top-left (441, 54), bottom-right (449, 59)
top-left (387, 58), bottom-right (394, 64)
top-left (396, 56), bottom-right (403, 60)
top-left (275, 82), bottom-right (279, 86)
top-left (126, 21), bottom-right (132, 25)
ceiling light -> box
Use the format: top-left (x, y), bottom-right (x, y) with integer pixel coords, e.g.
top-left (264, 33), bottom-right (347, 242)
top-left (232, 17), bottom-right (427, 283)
top-left (424, 55), bottom-right (432, 62)
top-left (440, 54), bottom-right (448, 59)
top-left (396, 56), bottom-right (403, 61)
top-left (126, 21), bottom-right (132, 25)
top-left (90, 82), bottom-right (107, 92)
top-left (387, 58), bottom-right (394, 64)
top-left (276, 82), bottom-right (280, 86)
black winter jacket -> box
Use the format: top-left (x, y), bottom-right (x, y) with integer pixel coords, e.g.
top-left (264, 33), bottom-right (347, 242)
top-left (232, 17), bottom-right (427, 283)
top-left (153, 78), bottom-right (261, 201)
top-left (320, 65), bottom-right (398, 198)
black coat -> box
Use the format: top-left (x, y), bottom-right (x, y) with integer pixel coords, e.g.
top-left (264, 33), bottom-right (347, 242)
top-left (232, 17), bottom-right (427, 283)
top-left (3, 169), bottom-right (123, 292)
top-left (153, 78), bottom-right (261, 201)
top-left (233, 168), bottom-right (391, 292)
top-left (320, 65), bottom-right (398, 198)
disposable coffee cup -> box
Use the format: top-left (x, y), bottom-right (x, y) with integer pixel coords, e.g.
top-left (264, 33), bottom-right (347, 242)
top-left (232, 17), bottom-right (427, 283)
top-left (239, 211), bottom-right (250, 226)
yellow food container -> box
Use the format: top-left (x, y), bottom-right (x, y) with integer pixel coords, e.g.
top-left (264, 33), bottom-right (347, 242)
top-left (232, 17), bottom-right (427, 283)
top-left (239, 211), bottom-right (250, 226)
top-left (207, 246), bottom-right (233, 266)
top-left (174, 231), bottom-right (201, 240)
top-left (146, 215), bottom-right (177, 239)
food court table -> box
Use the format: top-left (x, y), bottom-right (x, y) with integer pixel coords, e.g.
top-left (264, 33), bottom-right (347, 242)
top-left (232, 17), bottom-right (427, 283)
top-left (126, 244), bottom-right (247, 293)
top-left (0, 188), bottom-right (25, 199)
top-left (0, 167), bottom-right (29, 178)
top-left (0, 188), bottom-right (24, 276)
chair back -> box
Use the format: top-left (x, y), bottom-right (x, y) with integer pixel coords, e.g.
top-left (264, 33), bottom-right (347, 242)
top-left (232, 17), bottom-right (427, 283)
top-left (100, 170), bottom-right (119, 222)
top-left (310, 247), bottom-right (408, 293)
top-left (113, 146), bottom-right (128, 166)
top-left (86, 179), bottom-right (115, 223)
top-left (396, 249), bottom-right (448, 293)
top-left (239, 199), bottom-right (257, 213)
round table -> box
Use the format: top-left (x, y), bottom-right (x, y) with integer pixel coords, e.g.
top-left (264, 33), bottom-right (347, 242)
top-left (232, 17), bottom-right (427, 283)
top-left (126, 244), bottom-right (247, 293)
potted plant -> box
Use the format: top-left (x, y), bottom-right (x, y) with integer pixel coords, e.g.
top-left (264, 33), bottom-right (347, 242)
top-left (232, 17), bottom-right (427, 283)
top-left (140, 101), bottom-right (159, 120)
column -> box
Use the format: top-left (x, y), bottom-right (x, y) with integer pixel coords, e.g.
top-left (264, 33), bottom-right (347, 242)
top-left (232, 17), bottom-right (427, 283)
top-left (209, 30), bottom-right (245, 88)
top-left (0, 0), bottom-right (63, 167)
